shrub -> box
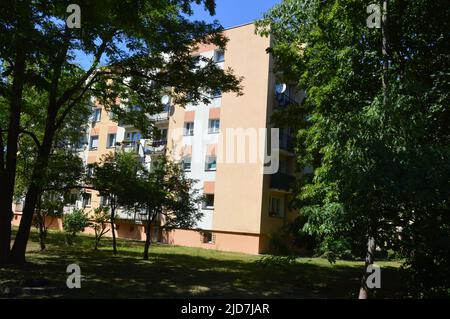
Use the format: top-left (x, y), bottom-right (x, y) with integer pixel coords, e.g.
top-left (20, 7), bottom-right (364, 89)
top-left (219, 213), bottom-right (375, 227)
top-left (63, 209), bottom-right (89, 245)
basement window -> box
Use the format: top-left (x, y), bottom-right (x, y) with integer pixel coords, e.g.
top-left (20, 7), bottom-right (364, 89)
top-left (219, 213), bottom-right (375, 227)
top-left (202, 232), bottom-right (213, 244)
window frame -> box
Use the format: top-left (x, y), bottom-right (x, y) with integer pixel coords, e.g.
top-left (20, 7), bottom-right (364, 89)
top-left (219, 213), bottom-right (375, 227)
top-left (214, 49), bottom-right (225, 63)
top-left (269, 196), bottom-right (285, 217)
top-left (182, 156), bottom-right (192, 172)
top-left (203, 194), bottom-right (215, 209)
top-left (93, 108), bottom-right (102, 122)
top-left (82, 193), bottom-right (92, 208)
top-left (107, 133), bottom-right (116, 148)
top-left (205, 155), bottom-right (217, 171)
top-left (89, 135), bottom-right (99, 150)
top-left (184, 122), bottom-right (194, 136)
top-left (208, 119), bottom-right (220, 134)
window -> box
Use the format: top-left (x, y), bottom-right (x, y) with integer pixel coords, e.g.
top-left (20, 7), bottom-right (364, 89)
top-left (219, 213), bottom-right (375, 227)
top-left (191, 55), bottom-right (201, 71)
top-left (92, 108), bottom-right (102, 122)
top-left (107, 133), bottom-right (116, 148)
top-left (208, 119), bottom-right (220, 133)
top-left (205, 156), bottom-right (216, 171)
top-left (89, 136), bottom-right (99, 150)
top-left (182, 156), bottom-right (192, 171)
top-left (129, 105), bottom-right (141, 112)
top-left (126, 131), bottom-right (141, 144)
top-left (100, 196), bottom-right (110, 207)
top-left (203, 194), bottom-right (214, 209)
top-left (202, 232), bottom-right (213, 244)
top-left (269, 196), bottom-right (284, 217)
top-left (82, 193), bottom-right (92, 208)
top-left (65, 193), bottom-right (78, 205)
top-left (160, 128), bottom-right (168, 141)
top-left (86, 165), bottom-right (95, 178)
top-left (108, 111), bottom-right (114, 120)
top-left (212, 89), bottom-right (222, 99)
top-left (214, 49), bottom-right (225, 63)
top-left (75, 136), bottom-right (87, 150)
top-left (184, 122), bottom-right (194, 136)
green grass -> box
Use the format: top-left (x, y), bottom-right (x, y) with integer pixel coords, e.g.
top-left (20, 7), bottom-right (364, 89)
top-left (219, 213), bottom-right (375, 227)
top-left (0, 228), bottom-right (406, 298)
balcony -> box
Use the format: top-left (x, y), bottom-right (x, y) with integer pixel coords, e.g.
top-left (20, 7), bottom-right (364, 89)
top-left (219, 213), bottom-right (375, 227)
top-left (148, 105), bottom-right (170, 123)
top-left (270, 173), bottom-right (295, 192)
top-left (121, 141), bottom-right (141, 153)
top-left (144, 140), bottom-right (167, 155)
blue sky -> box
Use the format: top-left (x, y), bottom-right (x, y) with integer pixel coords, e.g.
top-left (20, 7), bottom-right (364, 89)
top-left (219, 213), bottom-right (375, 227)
top-left (190, 0), bottom-right (281, 28)
top-left (76, 0), bottom-right (281, 69)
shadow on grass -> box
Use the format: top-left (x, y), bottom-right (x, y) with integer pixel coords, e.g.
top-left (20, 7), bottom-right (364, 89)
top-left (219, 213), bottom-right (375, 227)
top-left (0, 229), bottom-right (406, 299)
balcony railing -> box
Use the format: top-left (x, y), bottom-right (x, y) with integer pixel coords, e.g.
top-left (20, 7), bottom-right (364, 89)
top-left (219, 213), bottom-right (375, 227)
top-left (121, 141), bottom-right (141, 153)
top-left (144, 139), bottom-right (167, 155)
top-left (270, 173), bottom-right (295, 192)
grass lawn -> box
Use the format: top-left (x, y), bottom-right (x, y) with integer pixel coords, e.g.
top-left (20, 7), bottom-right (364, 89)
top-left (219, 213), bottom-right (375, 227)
top-left (0, 228), bottom-right (406, 298)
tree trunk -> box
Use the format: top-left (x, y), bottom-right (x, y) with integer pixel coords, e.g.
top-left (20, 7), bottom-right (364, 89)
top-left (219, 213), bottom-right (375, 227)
top-left (36, 195), bottom-right (46, 251)
top-left (110, 197), bottom-right (117, 255)
top-left (0, 48), bottom-right (26, 265)
top-left (11, 126), bottom-right (56, 264)
top-left (358, 236), bottom-right (376, 299)
top-left (143, 207), bottom-right (153, 260)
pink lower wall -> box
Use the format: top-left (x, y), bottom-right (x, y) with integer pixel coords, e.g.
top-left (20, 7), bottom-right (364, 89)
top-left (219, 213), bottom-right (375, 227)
top-left (163, 228), bottom-right (262, 255)
top-left (12, 213), bottom-right (264, 254)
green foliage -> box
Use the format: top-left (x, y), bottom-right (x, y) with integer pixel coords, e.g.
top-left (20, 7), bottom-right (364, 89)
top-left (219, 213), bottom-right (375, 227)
top-left (63, 209), bottom-right (89, 245)
top-left (258, 0), bottom-right (450, 297)
top-left (254, 255), bottom-right (297, 269)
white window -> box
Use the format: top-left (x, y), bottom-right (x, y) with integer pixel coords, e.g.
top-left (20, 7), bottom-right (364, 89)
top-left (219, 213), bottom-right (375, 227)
top-left (93, 108), bottom-right (101, 122)
top-left (208, 119), bottom-right (220, 133)
top-left (269, 196), bottom-right (284, 217)
top-left (214, 49), bottom-right (224, 63)
top-left (184, 122), bottom-right (194, 136)
top-left (107, 133), bottom-right (116, 148)
top-left (89, 136), bottom-right (99, 150)
top-left (205, 156), bottom-right (217, 171)
top-left (86, 165), bottom-right (95, 178)
top-left (82, 193), bottom-right (92, 208)
top-left (182, 156), bottom-right (191, 171)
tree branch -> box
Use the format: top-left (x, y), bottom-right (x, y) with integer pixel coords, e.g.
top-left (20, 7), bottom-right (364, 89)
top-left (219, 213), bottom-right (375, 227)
top-left (19, 129), bottom-right (41, 149)
top-left (55, 36), bottom-right (112, 110)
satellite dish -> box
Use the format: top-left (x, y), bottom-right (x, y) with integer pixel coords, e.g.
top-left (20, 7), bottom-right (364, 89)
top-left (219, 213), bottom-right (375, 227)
top-left (161, 95), bottom-right (171, 105)
top-left (275, 83), bottom-right (287, 94)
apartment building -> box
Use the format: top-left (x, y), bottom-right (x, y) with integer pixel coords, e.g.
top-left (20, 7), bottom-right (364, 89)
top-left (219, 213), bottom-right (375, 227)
top-left (12, 23), bottom-right (300, 254)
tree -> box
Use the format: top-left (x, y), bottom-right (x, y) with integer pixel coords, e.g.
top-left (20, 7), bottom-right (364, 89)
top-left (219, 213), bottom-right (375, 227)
top-left (0, 0), bottom-right (242, 265)
top-left (257, 0), bottom-right (450, 298)
top-left (91, 151), bottom-right (142, 255)
top-left (89, 207), bottom-right (110, 251)
top-left (133, 157), bottom-right (203, 260)
top-left (63, 209), bottom-right (89, 245)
